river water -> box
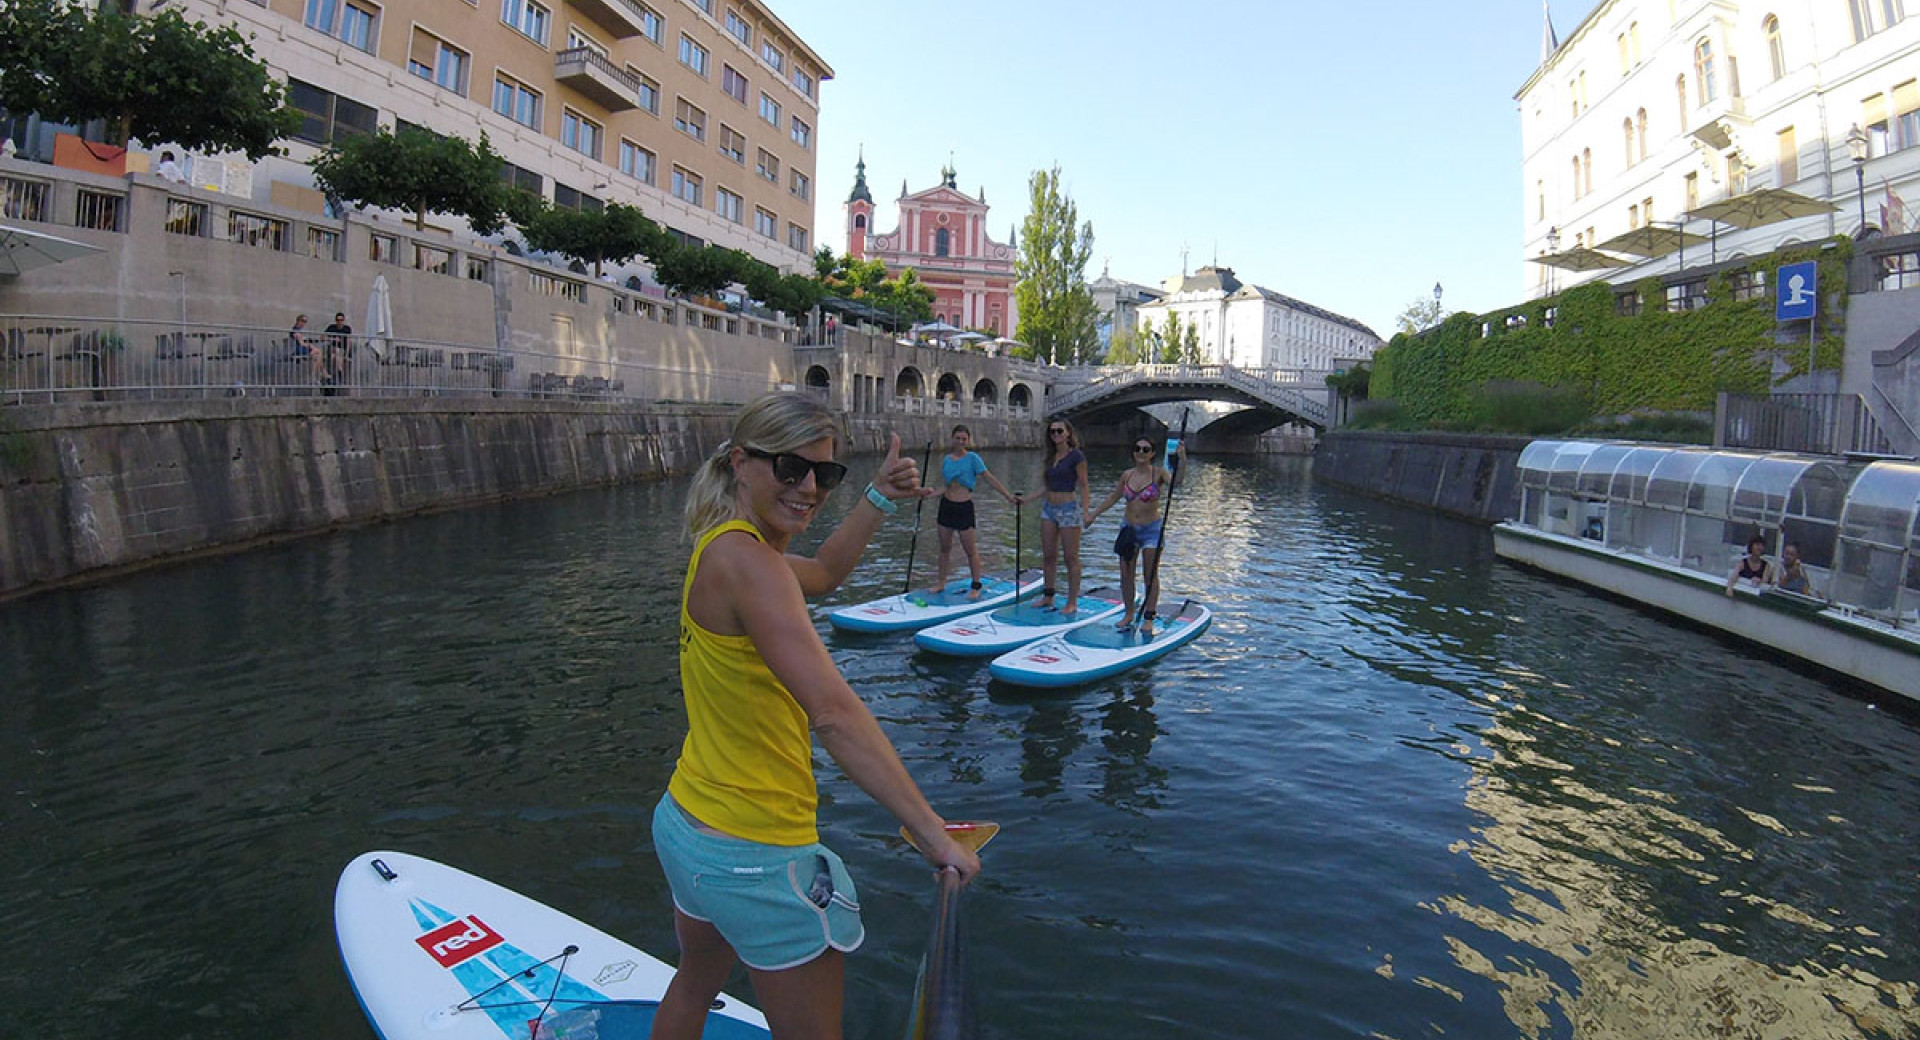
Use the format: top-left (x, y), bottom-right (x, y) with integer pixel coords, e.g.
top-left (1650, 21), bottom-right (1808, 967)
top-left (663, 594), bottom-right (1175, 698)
top-left (3, 451), bottom-right (1917, 1040)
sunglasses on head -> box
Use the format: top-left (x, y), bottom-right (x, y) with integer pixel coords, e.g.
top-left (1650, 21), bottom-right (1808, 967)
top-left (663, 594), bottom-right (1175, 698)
top-left (744, 448), bottom-right (848, 491)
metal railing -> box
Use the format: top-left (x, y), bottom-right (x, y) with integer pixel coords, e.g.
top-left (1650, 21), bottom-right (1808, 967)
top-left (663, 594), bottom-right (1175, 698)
top-left (553, 47), bottom-right (644, 94)
top-left (2, 315), bottom-right (783, 407)
top-left (887, 394), bottom-right (1031, 419)
top-left (1718, 392), bottom-right (1896, 455)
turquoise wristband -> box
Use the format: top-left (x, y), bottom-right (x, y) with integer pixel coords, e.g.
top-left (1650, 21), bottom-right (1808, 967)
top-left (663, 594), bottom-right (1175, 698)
top-left (864, 483), bottom-right (898, 514)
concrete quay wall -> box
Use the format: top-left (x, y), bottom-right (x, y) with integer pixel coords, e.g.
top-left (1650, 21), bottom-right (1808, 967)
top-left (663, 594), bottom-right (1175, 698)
top-left (1313, 430), bottom-right (1529, 524)
top-left (0, 399), bottom-right (1035, 601)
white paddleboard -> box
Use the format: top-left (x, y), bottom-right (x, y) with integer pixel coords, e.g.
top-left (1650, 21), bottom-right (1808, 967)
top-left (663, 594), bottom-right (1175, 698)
top-left (987, 599), bottom-right (1213, 688)
top-left (826, 570), bottom-right (1040, 634)
top-left (335, 850), bottom-right (770, 1040)
top-left (912, 586), bottom-right (1128, 657)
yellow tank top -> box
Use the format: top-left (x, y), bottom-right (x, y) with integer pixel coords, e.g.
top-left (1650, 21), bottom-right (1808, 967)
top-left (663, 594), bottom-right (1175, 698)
top-left (666, 519), bottom-right (818, 845)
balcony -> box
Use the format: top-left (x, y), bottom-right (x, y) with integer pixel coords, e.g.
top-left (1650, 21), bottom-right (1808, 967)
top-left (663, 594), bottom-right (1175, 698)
top-left (554, 48), bottom-right (642, 111)
top-left (1687, 94), bottom-right (1748, 151)
top-left (564, 0), bottom-right (654, 39)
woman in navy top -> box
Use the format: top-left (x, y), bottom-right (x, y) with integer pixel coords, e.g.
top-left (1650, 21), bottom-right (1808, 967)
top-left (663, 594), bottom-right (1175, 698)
top-left (927, 424), bottom-right (1018, 598)
top-left (1015, 418), bottom-right (1091, 615)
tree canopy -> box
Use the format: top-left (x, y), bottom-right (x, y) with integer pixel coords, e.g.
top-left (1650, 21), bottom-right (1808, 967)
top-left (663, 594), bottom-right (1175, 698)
top-left (1013, 165), bottom-right (1100, 365)
top-left (1148, 311), bottom-right (1203, 364)
top-left (312, 128), bottom-right (515, 234)
top-left (1395, 294), bottom-right (1449, 335)
top-left (523, 202), bottom-right (665, 276)
top-left (0, 0), bottom-right (297, 158)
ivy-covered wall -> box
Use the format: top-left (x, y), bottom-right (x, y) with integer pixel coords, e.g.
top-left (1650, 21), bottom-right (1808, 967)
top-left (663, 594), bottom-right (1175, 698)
top-left (1372, 240), bottom-right (1851, 425)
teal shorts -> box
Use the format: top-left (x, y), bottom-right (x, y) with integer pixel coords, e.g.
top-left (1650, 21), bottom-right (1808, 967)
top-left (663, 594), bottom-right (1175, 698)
top-left (651, 795), bottom-right (864, 971)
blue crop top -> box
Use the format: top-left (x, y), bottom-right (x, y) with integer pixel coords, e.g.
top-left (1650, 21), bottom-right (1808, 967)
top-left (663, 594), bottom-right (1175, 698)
top-left (1044, 448), bottom-right (1084, 493)
top-left (942, 451), bottom-right (987, 490)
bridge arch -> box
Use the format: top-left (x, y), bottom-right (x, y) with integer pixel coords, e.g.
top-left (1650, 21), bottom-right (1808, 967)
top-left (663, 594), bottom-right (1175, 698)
top-left (804, 365), bottom-right (831, 392)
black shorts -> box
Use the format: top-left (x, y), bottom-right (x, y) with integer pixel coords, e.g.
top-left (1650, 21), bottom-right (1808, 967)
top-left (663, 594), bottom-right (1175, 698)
top-left (936, 497), bottom-right (976, 531)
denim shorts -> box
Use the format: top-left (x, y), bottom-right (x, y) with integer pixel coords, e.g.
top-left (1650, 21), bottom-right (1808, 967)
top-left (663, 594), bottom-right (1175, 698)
top-left (651, 795), bottom-right (864, 971)
top-left (1041, 499), bottom-right (1083, 528)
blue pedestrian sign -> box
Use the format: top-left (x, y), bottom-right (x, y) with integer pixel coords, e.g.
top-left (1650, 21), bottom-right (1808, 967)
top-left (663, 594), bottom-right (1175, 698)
top-left (1776, 261), bottom-right (1818, 320)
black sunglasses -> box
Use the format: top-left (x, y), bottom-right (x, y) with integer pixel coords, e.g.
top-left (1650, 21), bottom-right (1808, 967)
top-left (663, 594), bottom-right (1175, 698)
top-left (1048, 427), bottom-right (1067, 435)
top-left (744, 448), bottom-right (848, 491)
top-left (1133, 444), bottom-right (1153, 453)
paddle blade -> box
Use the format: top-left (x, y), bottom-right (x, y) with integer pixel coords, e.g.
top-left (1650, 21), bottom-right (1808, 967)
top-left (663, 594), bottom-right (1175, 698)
top-left (901, 821), bottom-right (999, 855)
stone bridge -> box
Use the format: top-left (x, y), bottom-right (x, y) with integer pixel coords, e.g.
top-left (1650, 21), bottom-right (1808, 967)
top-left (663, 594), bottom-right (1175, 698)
top-left (1044, 364), bottom-right (1334, 449)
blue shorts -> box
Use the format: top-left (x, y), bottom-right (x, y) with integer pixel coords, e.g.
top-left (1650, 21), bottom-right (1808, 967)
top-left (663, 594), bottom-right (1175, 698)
top-left (651, 796), bottom-right (864, 971)
top-left (1041, 499), bottom-right (1083, 528)
top-left (1115, 519), bottom-right (1163, 559)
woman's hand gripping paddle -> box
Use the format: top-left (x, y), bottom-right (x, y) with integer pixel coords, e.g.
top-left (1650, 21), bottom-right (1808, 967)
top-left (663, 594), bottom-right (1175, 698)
top-left (901, 822), bottom-right (998, 1040)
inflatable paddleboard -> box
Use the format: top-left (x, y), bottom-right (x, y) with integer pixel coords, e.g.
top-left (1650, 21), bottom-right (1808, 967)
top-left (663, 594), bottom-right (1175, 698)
top-left (913, 586), bottom-right (1128, 656)
top-left (826, 570), bottom-right (1039, 634)
top-left (988, 599), bottom-right (1213, 688)
top-left (335, 850), bottom-right (770, 1040)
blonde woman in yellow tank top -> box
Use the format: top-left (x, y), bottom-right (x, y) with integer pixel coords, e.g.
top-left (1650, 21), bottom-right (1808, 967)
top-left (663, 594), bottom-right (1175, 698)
top-left (651, 393), bottom-right (982, 1040)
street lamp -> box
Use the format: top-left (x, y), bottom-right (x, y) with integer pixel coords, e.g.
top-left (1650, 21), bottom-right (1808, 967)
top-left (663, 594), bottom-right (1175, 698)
top-left (1545, 226), bottom-right (1560, 295)
top-left (1430, 281), bottom-right (1444, 330)
top-left (1847, 123), bottom-right (1869, 237)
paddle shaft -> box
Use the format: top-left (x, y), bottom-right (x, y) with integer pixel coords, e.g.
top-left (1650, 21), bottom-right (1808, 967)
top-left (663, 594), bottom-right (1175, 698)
top-left (1143, 408), bottom-right (1190, 611)
top-left (902, 440), bottom-right (934, 593)
top-left (901, 823), bottom-right (996, 1040)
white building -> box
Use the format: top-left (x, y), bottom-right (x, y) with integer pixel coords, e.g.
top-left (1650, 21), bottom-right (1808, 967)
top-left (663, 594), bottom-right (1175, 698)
top-left (1088, 266), bottom-right (1164, 352)
top-left (1517, 0), bottom-right (1920, 295)
top-left (1134, 265), bottom-right (1382, 371)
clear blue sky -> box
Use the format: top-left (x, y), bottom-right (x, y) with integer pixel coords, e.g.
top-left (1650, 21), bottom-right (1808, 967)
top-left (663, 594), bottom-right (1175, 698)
top-left (770, 0), bottom-right (1598, 339)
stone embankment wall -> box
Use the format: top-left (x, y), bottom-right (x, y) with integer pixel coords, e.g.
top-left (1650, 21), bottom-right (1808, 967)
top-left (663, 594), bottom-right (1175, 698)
top-left (0, 399), bottom-right (1034, 600)
top-left (1313, 430), bottom-right (1529, 524)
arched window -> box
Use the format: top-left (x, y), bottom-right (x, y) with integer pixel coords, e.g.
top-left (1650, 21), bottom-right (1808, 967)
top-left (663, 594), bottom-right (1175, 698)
top-left (1572, 155), bottom-right (1582, 199)
top-left (1675, 74), bottom-right (1688, 126)
top-left (853, 214), bottom-right (866, 230)
top-left (1694, 39), bottom-right (1717, 104)
top-left (934, 228), bottom-right (950, 257)
top-left (1623, 117), bottom-right (1637, 165)
top-left (1764, 15), bottom-right (1785, 80)
top-left (1537, 179), bottom-right (1546, 220)
top-left (1582, 147), bottom-right (1593, 196)
top-left (1637, 108), bottom-right (1649, 158)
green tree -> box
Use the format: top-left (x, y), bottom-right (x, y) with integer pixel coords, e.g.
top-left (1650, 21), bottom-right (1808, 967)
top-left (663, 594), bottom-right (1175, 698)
top-left (1395, 294), bottom-right (1448, 335)
top-left (869, 267), bottom-right (935, 325)
top-left (1013, 165), bottom-right (1100, 365)
top-left (812, 246), bottom-right (840, 280)
top-left (312, 128), bottom-right (514, 234)
top-left (1153, 312), bottom-right (1202, 364)
top-left (523, 202), bottom-right (665, 277)
top-left (0, 0), bottom-right (298, 159)
top-left (1105, 326), bottom-right (1147, 365)
top-left (651, 243), bottom-right (747, 299)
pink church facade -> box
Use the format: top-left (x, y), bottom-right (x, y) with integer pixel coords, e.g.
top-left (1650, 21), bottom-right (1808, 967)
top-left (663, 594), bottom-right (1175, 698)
top-left (845, 159), bottom-right (1019, 336)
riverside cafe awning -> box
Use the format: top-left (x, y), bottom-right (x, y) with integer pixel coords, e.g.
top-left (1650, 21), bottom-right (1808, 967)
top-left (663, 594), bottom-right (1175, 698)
top-left (1515, 441), bottom-right (1920, 627)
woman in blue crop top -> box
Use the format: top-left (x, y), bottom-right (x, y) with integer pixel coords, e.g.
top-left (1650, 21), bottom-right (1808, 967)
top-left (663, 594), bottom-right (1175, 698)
top-left (926, 425), bottom-right (1018, 599)
top-left (1013, 418), bottom-right (1091, 615)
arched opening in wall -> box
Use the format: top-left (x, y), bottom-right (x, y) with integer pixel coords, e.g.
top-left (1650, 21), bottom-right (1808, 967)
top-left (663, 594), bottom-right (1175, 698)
top-left (972, 378), bottom-right (998, 405)
top-left (936, 372), bottom-right (962, 401)
top-left (805, 364), bottom-right (831, 393)
top-left (895, 367), bottom-right (925, 398)
top-left (1008, 384), bottom-right (1031, 411)
top-left (854, 214), bottom-right (866, 230)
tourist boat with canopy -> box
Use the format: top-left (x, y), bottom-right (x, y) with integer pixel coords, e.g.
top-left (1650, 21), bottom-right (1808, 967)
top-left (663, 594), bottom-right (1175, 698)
top-left (1493, 439), bottom-right (1920, 704)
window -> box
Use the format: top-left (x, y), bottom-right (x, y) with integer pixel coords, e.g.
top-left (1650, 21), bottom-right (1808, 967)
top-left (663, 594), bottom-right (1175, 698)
top-left (561, 109), bottom-right (603, 159)
top-left (306, 226), bottom-right (341, 260)
top-left (790, 115), bottom-right (810, 149)
top-left (631, 68), bottom-right (659, 113)
top-left (1617, 32), bottom-right (1629, 75)
top-left (369, 233), bottom-right (399, 264)
top-left (467, 255), bottom-right (492, 281)
top-left (500, 0), bottom-right (548, 43)
top-left (566, 26), bottom-right (607, 57)
top-left (493, 74), bottom-right (542, 128)
top-left (725, 8), bottom-right (750, 44)
top-left (672, 166), bottom-right (703, 205)
top-left (789, 169), bottom-right (809, 201)
top-left (635, 1), bottom-right (661, 41)
top-left (288, 79), bottom-right (377, 145)
top-left (165, 198), bottom-right (207, 237)
top-left (415, 244), bottom-right (453, 275)
top-left (409, 32), bottom-right (469, 95)
top-left (761, 40), bottom-right (783, 71)
top-left (1536, 179), bottom-right (1545, 220)
top-left (1865, 92), bottom-right (1890, 156)
top-left (1694, 39), bottom-right (1716, 105)
top-left (1778, 126), bottom-right (1798, 184)
top-left (787, 223), bottom-right (808, 252)
top-left (1630, 21), bottom-right (1641, 63)
top-left (680, 34), bottom-right (709, 76)
top-left (1643, 196), bottom-right (1654, 224)
top-left (759, 93), bottom-right (780, 126)
top-left (1571, 155), bottom-right (1582, 199)
top-left (305, 0), bottom-right (379, 51)
top-left (1629, 202), bottom-right (1640, 228)
top-left (1675, 74), bottom-right (1688, 127)
top-left (1895, 80), bottom-right (1920, 151)
top-left (935, 228), bottom-right (950, 257)
top-left (674, 98), bottom-right (706, 141)
top-left (1847, 0), bottom-right (1905, 41)
top-left (227, 211), bottom-right (288, 250)
top-left (755, 207), bottom-right (776, 238)
top-left (1582, 147), bottom-right (1592, 196)
top-left (721, 64), bottom-right (747, 103)
top-left (718, 124), bottom-right (745, 163)
top-left (716, 187), bottom-right (743, 223)
top-left (1623, 117), bottom-right (1636, 166)
top-left (1764, 15), bottom-right (1785, 80)
top-left (620, 139), bottom-right (656, 184)
top-left (756, 148), bottom-right (779, 181)
top-left (791, 67), bottom-right (813, 98)
top-left (1684, 171), bottom-right (1699, 210)
top-left (499, 161), bottom-right (542, 195)
top-left (1730, 269), bottom-right (1768, 302)
top-left (554, 182), bottom-right (602, 210)
top-left (1637, 108), bottom-right (1648, 158)
top-left (692, 0), bottom-right (711, 11)
top-left (1568, 77), bottom-right (1580, 119)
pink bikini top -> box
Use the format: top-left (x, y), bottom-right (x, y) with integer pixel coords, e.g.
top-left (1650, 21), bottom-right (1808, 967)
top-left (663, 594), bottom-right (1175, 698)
top-left (1122, 476), bottom-right (1160, 502)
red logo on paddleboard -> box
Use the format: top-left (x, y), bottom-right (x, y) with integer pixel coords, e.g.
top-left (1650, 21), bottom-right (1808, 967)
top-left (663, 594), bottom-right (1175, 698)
top-left (1027, 654), bottom-right (1059, 664)
top-left (416, 915), bottom-right (504, 968)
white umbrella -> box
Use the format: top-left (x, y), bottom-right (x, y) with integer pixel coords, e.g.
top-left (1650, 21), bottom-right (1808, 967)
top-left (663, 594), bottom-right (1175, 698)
top-left (364, 274), bottom-right (393, 362)
top-left (951, 331), bottom-right (989, 342)
top-left (913, 320), bottom-right (963, 337)
top-left (0, 224), bottom-right (104, 277)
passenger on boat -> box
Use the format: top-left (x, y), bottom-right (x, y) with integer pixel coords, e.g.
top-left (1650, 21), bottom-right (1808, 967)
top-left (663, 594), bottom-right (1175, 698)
top-left (1773, 541), bottom-right (1819, 598)
top-left (1725, 535), bottom-right (1774, 597)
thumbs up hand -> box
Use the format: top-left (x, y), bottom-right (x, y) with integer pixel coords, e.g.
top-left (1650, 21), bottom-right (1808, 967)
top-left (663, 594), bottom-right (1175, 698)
top-left (872, 433), bottom-right (922, 500)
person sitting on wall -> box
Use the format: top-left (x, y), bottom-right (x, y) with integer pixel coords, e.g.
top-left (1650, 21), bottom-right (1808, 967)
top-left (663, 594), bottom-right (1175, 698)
top-left (156, 150), bottom-right (186, 184)
top-left (1725, 534), bottom-right (1773, 598)
top-left (1772, 541), bottom-right (1819, 598)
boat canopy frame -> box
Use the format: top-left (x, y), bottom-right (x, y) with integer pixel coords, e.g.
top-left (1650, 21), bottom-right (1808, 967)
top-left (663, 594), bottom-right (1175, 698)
top-left (1514, 440), bottom-right (1920, 628)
